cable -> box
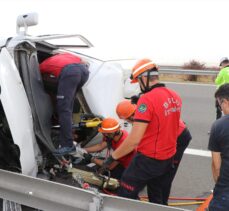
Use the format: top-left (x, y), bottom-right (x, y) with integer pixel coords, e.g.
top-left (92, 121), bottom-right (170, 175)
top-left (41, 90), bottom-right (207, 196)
top-left (140, 198), bottom-right (204, 206)
top-left (102, 188), bottom-right (206, 207)
top-left (169, 197), bottom-right (207, 201)
top-left (102, 188), bottom-right (117, 196)
top-left (140, 195), bottom-right (207, 201)
top-left (169, 201), bottom-right (204, 206)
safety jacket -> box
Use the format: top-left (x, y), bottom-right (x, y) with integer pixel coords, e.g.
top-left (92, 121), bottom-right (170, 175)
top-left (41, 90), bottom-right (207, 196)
top-left (40, 53), bottom-right (82, 77)
top-left (215, 66), bottom-right (229, 88)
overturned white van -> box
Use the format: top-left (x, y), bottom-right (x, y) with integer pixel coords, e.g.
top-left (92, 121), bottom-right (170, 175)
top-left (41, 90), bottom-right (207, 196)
top-left (0, 13), bottom-right (139, 177)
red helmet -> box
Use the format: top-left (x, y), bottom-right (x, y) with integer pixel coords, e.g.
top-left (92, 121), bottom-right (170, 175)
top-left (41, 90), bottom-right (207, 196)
top-left (130, 58), bottom-right (158, 83)
top-left (98, 118), bottom-right (120, 133)
top-left (116, 100), bottom-right (136, 120)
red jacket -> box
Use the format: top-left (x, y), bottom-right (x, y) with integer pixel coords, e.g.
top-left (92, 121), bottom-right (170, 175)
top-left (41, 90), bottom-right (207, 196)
top-left (39, 53), bottom-right (82, 77)
top-left (134, 86), bottom-right (182, 160)
top-left (103, 130), bottom-right (136, 168)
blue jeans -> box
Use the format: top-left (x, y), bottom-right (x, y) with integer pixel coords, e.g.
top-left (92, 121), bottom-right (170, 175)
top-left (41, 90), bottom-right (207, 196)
top-left (57, 64), bottom-right (89, 147)
top-left (209, 193), bottom-right (229, 211)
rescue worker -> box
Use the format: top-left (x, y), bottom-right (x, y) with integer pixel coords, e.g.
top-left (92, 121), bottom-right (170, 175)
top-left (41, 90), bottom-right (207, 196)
top-left (116, 100), bottom-right (136, 123)
top-left (116, 99), bottom-right (191, 205)
top-left (208, 83), bottom-right (229, 210)
top-left (83, 117), bottom-right (136, 180)
top-left (215, 57), bottom-right (229, 119)
top-left (100, 59), bottom-right (182, 204)
top-left (39, 53), bottom-right (89, 155)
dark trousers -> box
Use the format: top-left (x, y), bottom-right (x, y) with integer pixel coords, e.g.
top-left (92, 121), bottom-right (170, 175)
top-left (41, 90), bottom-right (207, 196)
top-left (111, 164), bottom-right (125, 180)
top-left (148, 128), bottom-right (192, 205)
top-left (117, 152), bottom-right (173, 203)
top-left (57, 64), bottom-right (89, 147)
top-left (209, 192), bottom-right (229, 211)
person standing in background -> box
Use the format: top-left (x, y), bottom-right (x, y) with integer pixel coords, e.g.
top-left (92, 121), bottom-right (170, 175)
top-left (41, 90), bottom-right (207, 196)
top-left (208, 83), bottom-right (229, 210)
top-left (215, 57), bottom-right (229, 119)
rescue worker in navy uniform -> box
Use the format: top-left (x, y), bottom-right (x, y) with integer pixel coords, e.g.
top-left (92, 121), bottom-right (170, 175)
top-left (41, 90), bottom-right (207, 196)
top-left (40, 53), bottom-right (89, 155)
top-left (116, 100), bottom-right (191, 205)
top-left (208, 83), bottom-right (229, 210)
top-left (100, 59), bottom-right (182, 204)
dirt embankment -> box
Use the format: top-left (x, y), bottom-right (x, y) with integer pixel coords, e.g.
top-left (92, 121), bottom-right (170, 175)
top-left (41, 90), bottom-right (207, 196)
top-left (160, 60), bottom-right (218, 84)
top-left (160, 74), bottom-right (216, 84)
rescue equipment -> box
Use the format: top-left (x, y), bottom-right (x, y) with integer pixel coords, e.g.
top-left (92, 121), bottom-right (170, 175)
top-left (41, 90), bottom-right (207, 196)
top-left (52, 115), bottom-right (102, 129)
top-left (78, 118), bottom-right (102, 128)
top-left (69, 167), bottom-right (119, 190)
top-left (52, 113), bottom-right (103, 147)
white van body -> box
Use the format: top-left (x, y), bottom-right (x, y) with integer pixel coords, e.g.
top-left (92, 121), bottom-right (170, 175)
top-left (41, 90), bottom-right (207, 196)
top-left (0, 13), bottom-right (139, 176)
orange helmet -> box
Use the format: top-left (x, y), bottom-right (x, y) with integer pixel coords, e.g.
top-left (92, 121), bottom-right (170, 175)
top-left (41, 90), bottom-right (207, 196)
top-left (98, 118), bottom-right (120, 133)
top-left (116, 100), bottom-right (136, 119)
top-left (130, 58), bottom-right (158, 83)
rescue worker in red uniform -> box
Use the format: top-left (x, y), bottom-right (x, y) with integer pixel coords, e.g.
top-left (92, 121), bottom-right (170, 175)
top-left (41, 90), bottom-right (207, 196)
top-left (116, 100), bottom-right (191, 204)
top-left (100, 59), bottom-right (182, 203)
top-left (83, 118), bottom-right (136, 179)
top-left (116, 100), bottom-right (137, 123)
top-left (40, 53), bottom-right (89, 155)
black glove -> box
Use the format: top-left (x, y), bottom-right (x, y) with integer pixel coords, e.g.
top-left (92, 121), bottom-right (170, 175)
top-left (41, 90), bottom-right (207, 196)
top-left (104, 155), bottom-right (115, 167)
top-left (83, 153), bottom-right (93, 163)
top-left (105, 137), bottom-right (113, 150)
top-left (131, 94), bottom-right (140, 104)
top-left (98, 155), bottom-right (115, 175)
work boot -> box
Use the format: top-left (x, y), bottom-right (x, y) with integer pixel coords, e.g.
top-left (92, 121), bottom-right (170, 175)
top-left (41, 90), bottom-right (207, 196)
top-left (53, 145), bottom-right (76, 156)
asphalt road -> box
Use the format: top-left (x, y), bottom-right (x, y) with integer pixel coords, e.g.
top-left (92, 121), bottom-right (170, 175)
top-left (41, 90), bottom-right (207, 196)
top-left (165, 82), bottom-right (216, 210)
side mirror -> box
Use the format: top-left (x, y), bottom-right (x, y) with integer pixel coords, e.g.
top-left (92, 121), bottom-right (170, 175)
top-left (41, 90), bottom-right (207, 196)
top-left (16, 12), bottom-right (38, 35)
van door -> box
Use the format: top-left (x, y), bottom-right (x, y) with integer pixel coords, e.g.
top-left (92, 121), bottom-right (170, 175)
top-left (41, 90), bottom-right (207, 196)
top-left (30, 34), bottom-right (93, 48)
top-left (0, 48), bottom-right (37, 176)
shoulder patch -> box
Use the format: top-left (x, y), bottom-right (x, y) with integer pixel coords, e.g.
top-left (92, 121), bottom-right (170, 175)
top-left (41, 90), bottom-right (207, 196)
top-left (138, 104), bottom-right (147, 113)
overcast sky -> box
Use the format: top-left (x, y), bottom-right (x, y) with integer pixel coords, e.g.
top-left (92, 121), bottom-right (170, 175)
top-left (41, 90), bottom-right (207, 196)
top-left (1, 0), bottom-right (228, 66)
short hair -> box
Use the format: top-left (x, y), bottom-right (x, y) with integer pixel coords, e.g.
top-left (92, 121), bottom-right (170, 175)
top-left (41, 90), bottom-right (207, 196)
top-left (215, 83), bottom-right (229, 100)
top-left (220, 61), bottom-right (229, 68)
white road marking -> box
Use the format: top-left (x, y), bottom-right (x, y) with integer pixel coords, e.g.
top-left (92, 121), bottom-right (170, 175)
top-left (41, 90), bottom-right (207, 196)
top-left (184, 148), bottom-right (211, 157)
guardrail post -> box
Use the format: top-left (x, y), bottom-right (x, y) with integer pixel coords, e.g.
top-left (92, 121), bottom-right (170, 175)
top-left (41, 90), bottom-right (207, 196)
top-left (89, 196), bottom-right (103, 211)
top-left (3, 199), bottom-right (22, 211)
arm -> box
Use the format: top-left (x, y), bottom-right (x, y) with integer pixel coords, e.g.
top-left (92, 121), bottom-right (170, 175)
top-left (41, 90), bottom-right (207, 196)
top-left (211, 151), bottom-right (221, 182)
top-left (112, 122), bottom-right (148, 160)
top-left (84, 141), bottom-right (107, 153)
top-left (92, 158), bottom-right (119, 170)
top-left (208, 124), bottom-right (221, 182)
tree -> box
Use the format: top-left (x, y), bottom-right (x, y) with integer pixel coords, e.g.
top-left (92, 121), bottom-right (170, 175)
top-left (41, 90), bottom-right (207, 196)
top-left (182, 60), bottom-right (206, 81)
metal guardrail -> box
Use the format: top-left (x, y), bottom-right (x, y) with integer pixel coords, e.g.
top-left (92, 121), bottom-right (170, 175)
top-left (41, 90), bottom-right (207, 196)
top-left (159, 68), bottom-right (218, 76)
top-left (0, 169), bottom-right (190, 211)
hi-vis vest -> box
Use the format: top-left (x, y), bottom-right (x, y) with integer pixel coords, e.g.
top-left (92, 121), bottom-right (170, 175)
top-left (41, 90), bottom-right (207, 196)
top-left (215, 66), bottom-right (229, 89)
